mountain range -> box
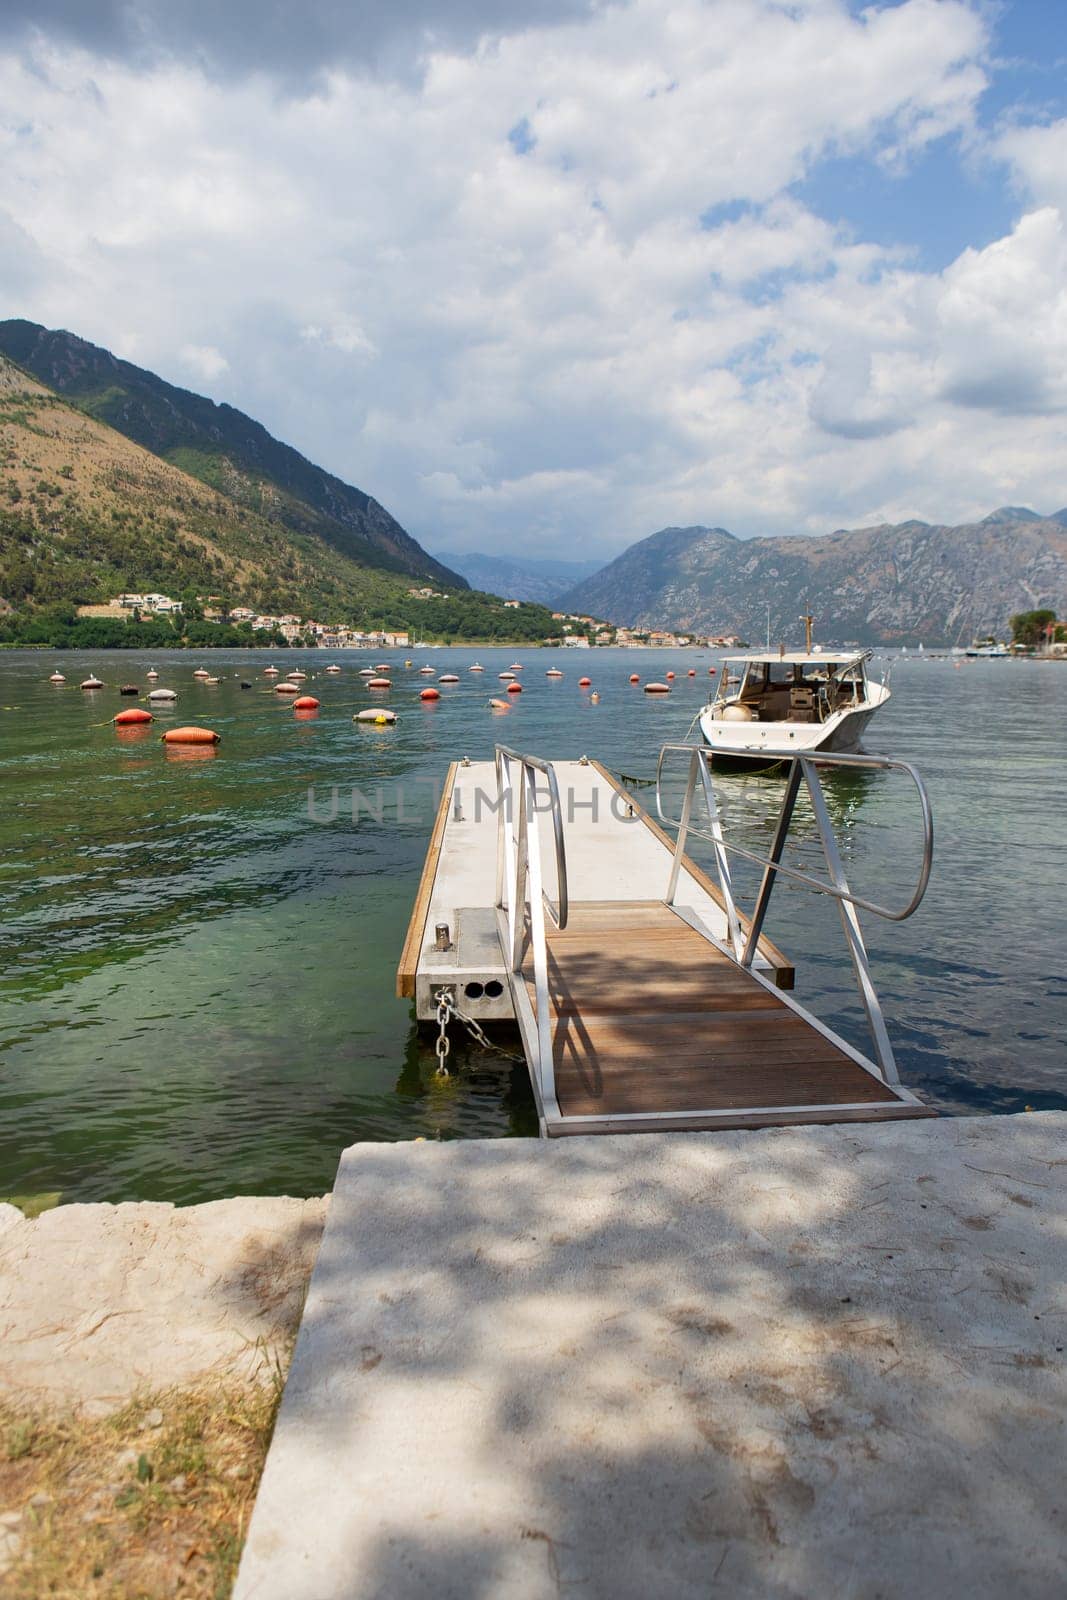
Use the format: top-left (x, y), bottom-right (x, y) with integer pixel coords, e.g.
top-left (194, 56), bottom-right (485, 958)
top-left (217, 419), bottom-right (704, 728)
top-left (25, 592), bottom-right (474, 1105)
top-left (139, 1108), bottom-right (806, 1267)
top-left (430, 549), bottom-right (602, 604)
top-left (0, 319), bottom-right (463, 590)
top-left (560, 514), bottom-right (1067, 644)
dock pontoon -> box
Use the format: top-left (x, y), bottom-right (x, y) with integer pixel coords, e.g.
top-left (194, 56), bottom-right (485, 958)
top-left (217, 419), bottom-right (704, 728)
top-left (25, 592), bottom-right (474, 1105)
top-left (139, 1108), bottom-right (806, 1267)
top-left (398, 743), bottom-right (933, 1137)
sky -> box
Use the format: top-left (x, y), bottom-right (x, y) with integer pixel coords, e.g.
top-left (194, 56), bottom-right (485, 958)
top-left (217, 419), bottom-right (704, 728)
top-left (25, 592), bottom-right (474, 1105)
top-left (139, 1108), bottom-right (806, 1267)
top-left (2, 0), bottom-right (1067, 560)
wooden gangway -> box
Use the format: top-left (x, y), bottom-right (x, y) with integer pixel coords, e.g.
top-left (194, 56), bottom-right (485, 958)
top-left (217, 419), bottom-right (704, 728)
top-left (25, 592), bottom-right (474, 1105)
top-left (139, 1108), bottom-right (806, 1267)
top-left (399, 744), bottom-right (934, 1136)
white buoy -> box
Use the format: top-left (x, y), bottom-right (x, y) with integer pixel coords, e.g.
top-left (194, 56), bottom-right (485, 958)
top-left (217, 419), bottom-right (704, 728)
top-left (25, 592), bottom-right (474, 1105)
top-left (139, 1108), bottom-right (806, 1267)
top-left (148, 687), bottom-right (178, 701)
top-left (80, 677), bottom-right (104, 690)
top-left (355, 708), bottom-right (397, 724)
top-left (49, 672), bottom-right (65, 683)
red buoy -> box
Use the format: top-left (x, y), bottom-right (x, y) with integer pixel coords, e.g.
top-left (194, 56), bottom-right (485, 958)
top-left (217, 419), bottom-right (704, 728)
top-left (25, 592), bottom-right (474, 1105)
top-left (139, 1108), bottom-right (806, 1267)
top-left (579, 677), bottom-right (592, 687)
top-left (420, 687), bottom-right (440, 701)
top-left (162, 726), bottom-right (221, 744)
top-left (293, 695), bottom-right (320, 709)
top-left (506, 682), bottom-right (522, 694)
top-left (666, 671), bottom-right (675, 680)
top-left (114, 708), bottom-right (153, 726)
top-left (708, 666), bottom-right (717, 675)
top-left (629, 674), bottom-right (640, 683)
top-left (688, 669), bottom-right (696, 677)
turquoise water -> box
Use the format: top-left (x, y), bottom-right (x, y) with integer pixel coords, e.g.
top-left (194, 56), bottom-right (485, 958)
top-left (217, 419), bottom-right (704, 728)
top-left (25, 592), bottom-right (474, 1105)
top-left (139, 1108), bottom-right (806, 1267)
top-left (1, 647), bottom-right (1065, 1204)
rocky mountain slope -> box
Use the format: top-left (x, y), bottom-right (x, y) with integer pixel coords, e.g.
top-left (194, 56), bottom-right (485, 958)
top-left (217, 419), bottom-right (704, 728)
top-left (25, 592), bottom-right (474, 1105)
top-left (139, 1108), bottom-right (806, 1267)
top-left (0, 354), bottom-right (549, 637)
top-left (561, 515), bottom-right (1067, 644)
top-left (0, 319), bottom-right (463, 590)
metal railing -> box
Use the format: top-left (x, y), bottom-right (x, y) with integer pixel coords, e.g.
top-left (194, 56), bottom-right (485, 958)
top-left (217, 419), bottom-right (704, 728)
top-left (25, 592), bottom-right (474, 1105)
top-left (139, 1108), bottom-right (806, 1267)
top-left (494, 746), bottom-right (569, 1109)
top-left (654, 745), bottom-right (933, 1086)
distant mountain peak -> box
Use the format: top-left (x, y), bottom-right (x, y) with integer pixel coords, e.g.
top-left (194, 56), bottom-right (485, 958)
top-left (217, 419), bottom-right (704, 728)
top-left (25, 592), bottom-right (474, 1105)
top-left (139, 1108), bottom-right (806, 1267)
top-left (981, 505), bottom-right (1043, 525)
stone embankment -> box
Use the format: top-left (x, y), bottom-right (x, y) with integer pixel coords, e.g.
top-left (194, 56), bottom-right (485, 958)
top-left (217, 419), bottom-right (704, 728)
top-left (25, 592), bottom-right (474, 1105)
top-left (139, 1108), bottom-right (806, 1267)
top-left (0, 1195), bottom-right (327, 1412)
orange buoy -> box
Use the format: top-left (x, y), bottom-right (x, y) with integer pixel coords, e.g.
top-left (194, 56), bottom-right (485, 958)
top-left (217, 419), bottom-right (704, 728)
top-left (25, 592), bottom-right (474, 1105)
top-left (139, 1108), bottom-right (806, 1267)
top-left (275, 682), bottom-right (301, 694)
top-left (644, 682), bottom-right (671, 694)
top-left (489, 697), bottom-right (510, 710)
top-left (114, 708), bottom-right (153, 726)
top-left (368, 678), bottom-right (391, 689)
top-left (688, 669), bottom-right (696, 677)
top-left (708, 666), bottom-right (716, 675)
top-left (579, 677), bottom-right (592, 687)
top-left (162, 726), bottom-right (220, 744)
top-left (293, 695), bottom-right (320, 709)
top-left (506, 682), bottom-right (522, 694)
top-left (420, 687), bottom-right (441, 701)
top-left (629, 674), bottom-right (640, 683)
top-left (666, 671), bottom-right (675, 680)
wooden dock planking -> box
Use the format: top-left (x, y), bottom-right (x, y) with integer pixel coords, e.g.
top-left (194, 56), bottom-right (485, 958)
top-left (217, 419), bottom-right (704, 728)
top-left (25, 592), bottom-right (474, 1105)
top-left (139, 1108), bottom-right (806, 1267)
top-left (523, 901), bottom-right (931, 1127)
top-left (588, 759), bottom-right (795, 988)
top-left (396, 762), bottom-right (458, 1000)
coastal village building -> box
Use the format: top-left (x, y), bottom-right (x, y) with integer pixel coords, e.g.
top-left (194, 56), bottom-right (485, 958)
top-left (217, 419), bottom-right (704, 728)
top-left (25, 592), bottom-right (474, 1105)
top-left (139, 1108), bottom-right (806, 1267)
top-left (113, 592), bottom-right (183, 614)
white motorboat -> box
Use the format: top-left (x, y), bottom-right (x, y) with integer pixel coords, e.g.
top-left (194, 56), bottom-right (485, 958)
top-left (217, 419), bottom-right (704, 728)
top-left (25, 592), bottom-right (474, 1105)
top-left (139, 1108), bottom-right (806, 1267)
top-left (699, 649), bottom-right (889, 763)
top-left (964, 641), bottom-right (1010, 658)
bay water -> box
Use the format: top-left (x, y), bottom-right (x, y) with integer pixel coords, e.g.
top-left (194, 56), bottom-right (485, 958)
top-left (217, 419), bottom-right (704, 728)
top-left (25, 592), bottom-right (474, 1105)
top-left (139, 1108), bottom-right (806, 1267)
top-left (1, 647), bottom-right (1064, 1205)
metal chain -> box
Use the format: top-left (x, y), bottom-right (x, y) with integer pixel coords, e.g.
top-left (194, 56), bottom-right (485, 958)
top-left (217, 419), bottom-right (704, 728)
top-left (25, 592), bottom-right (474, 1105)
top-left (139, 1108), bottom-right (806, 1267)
top-left (432, 989), bottom-right (525, 1069)
top-left (434, 991), bottom-right (452, 1077)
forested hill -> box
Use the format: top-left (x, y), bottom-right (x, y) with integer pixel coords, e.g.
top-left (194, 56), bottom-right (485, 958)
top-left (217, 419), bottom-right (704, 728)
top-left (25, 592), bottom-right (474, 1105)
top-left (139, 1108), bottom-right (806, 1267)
top-left (561, 515), bottom-right (1067, 644)
top-left (0, 354), bottom-right (553, 641)
top-left (0, 319), bottom-right (464, 590)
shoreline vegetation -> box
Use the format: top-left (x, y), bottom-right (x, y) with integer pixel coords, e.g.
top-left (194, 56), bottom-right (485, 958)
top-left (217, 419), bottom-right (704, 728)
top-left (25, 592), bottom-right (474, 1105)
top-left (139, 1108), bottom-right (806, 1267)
top-left (0, 608), bottom-right (560, 652)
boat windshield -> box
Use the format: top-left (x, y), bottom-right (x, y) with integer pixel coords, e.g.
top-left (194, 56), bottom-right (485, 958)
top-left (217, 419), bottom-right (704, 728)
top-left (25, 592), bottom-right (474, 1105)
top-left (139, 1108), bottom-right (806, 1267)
top-left (715, 655), bottom-right (869, 725)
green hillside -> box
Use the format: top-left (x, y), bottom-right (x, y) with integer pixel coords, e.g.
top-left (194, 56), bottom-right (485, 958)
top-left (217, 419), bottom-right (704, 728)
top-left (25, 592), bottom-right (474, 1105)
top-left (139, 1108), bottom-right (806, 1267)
top-left (0, 355), bottom-right (554, 645)
top-left (0, 319), bottom-right (465, 590)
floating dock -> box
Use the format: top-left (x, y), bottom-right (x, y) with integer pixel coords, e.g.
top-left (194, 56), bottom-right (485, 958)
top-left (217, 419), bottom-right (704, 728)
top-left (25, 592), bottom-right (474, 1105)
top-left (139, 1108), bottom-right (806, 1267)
top-left (234, 1113), bottom-right (1067, 1600)
top-left (397, 747), bottom-right (933, 1135)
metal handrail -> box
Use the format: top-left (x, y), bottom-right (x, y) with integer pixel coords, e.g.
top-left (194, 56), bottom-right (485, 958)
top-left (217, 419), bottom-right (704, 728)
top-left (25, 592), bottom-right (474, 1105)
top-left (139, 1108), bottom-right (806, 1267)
top-left (494, 747), bottom-right (570, 1115)
top-left (655, 747), bottom-right (933, 922)
top-left (653, 744), bottom-right (934, 1086)
top-left (494, 745), bottom-right (569, 930)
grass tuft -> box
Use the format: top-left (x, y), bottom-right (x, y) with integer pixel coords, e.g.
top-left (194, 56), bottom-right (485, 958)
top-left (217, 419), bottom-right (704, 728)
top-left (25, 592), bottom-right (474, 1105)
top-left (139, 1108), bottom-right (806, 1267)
top-left (0, 1370), bottom-right (283, 1599)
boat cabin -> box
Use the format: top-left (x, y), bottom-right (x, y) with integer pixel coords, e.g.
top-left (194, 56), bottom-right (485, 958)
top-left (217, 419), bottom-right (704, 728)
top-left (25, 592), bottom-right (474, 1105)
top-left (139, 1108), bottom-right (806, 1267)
top-left (714, 651), bottom-right (872, 725)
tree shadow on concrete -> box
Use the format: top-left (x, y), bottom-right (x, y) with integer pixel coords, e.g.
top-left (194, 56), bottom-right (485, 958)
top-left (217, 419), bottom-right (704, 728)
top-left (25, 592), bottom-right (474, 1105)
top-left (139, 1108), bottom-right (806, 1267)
top-left (237, 1113), bottom-right (1067, 1600)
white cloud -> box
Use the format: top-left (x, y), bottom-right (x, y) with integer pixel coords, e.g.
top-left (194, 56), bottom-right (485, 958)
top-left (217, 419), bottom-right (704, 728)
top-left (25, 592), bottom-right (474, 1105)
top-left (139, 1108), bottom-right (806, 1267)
top-left (179, 343), bottom-right (230, 382)
top-left (6, 0), bottom-right (1066, 559)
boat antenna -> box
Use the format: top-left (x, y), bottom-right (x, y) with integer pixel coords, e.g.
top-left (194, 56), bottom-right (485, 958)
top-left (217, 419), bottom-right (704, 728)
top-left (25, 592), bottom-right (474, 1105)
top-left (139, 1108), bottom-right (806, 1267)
top-left (800, 613), bottom-right (815, 653)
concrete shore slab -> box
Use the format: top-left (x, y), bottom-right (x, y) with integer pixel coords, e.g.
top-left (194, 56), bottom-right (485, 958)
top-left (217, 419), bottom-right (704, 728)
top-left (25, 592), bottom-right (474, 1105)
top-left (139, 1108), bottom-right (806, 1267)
top-left (234, 1115), bottom-right (1067, 1600)
top-left (0, 1195), bottom-right (327, 1410)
